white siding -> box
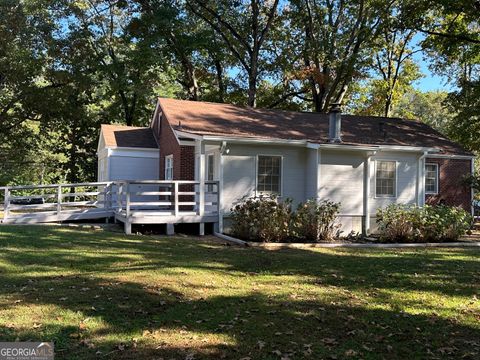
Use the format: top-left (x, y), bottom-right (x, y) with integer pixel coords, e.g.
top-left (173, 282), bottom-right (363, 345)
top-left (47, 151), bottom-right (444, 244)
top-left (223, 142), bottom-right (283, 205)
top-left (222, 144), bottom-right (308, 213)
top-left (109, 155), bottom-right (159, 181)
top-left (369, 151), bottom-right (418, 212)
top-left (318, 151), bottom-right (365, 215)
top-left (305, 148), bottom-right (319, 199)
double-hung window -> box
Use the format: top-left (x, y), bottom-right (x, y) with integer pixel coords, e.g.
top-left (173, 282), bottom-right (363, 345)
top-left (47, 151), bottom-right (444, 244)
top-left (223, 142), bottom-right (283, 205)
top-left (375, 160), bottom-right (396, 197)
top-left (425, 163), bottom-right (439, 194)
top-left (165, 155), bottom-right (173, 180)
top-left (257, 155), bottom-right (282, 194)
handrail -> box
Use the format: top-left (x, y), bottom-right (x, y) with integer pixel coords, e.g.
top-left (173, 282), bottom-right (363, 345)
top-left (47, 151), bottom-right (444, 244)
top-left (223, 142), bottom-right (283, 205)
top-left (1, 180), bottom-right (220, 225)
top-left (0, 181), bottom-right (113, 191)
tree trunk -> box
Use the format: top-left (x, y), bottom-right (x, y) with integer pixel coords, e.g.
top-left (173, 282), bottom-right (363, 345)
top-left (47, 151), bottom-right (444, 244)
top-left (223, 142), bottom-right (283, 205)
top-left (384, 95), bottom-right (392, 117)
top-left (182, 58), bottom-right (199, 101)
top-left (214, 58), bottom-right (225, 102)
top-left (247, 60), bottom-right (257, 107)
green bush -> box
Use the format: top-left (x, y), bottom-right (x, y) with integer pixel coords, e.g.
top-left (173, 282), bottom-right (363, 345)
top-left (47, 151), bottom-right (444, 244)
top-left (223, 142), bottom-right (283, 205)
top-left (230, 194), bottom-right (293, 242)
top-left (292, 199), bottom-right (341, 242)
top-left (230, 196), bottom-right (341, 242)
top-left (376, 204), bottom-right (473, 242)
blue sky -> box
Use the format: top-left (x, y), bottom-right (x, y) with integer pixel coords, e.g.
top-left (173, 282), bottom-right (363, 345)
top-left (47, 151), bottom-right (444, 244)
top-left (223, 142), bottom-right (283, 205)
top-left (411, 34), bottom-right (453, 92)
top-left (414, 60), bottom-right (453, 92)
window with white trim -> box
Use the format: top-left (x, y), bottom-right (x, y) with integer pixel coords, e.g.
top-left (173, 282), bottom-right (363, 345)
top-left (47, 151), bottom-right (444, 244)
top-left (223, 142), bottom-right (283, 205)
top-left (425, 163), bottom-right (439, 194)
top-left (375, 160), bottom-right (396, 197)
top-left (257, 155), bottom-right (282, 194)
top-left (165, 155), bottom-right (173, 180)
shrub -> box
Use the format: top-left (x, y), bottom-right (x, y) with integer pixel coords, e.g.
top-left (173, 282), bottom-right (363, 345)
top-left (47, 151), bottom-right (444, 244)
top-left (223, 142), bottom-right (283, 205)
top-left (230, 196), bottom-right (341, 243)
top-left (292, 199), bottom-right (341, 242)
top-left (376, 204), bottom-right (473, 242)
top-left (230, 195), bottom-right (293, 242)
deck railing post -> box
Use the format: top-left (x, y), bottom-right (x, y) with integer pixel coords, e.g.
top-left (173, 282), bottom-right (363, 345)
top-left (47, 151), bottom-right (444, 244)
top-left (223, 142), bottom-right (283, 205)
top-left (118, 183), bottom-right (123, 213)
top-left (56, 185), bottom-right (62, 216)
top-left (105, 183), bottom-right (111, 210)
top-left (3, 188), bottom-right (10, 222)
top-left (199, 143), bottom-right (205, 217)
top-left (125, 182), bottom-right (131, 219)
top-left (174, 182), bottom-right (179, 216)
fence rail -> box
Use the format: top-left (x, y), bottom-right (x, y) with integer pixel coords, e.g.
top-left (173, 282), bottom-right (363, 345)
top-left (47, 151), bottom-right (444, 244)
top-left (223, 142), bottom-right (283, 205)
top-left (0, 180), bottom-right (220, 229)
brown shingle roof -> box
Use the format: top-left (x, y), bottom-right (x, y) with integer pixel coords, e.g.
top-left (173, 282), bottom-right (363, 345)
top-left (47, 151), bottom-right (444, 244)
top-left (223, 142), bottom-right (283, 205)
top-left (158, 98), bottom-right (471, 156)
top-left (100, 124), bottom-right (158, 149)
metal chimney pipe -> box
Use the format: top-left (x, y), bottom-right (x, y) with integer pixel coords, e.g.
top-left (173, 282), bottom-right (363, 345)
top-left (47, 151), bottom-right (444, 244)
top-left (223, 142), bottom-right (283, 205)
top-left (328, 103), bottom-right (342, 143)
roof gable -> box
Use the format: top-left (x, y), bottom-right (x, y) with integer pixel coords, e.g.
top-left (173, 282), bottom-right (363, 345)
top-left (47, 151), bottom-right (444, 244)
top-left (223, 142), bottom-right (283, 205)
top-left (100, 124), bottom-right (158, 149)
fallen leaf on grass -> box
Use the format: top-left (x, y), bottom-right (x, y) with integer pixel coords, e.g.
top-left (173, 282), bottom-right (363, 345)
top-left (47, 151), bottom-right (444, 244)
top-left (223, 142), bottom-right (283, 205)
top-left (321, 338), bottom-right (338, 346)
top-left (344, 349), bottom-right (358, 357)
top-left (32, 323), bottom-right (42, 329)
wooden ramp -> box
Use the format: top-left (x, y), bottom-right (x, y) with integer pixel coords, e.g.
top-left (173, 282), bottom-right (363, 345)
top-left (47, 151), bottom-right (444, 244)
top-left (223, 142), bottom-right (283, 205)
top-left (1, 180), bottom-right (220, 235)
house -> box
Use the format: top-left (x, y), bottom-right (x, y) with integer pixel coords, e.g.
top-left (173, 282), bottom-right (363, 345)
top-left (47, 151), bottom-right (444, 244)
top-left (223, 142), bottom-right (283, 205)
top-left (97, 98), bottom-right (474, 235)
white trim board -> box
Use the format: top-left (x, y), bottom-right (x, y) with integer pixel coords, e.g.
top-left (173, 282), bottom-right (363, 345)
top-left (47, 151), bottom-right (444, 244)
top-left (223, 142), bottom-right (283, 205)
top-left (109, 148), bottom-right (159, 158)
top-left (426, 154), bottom-right (475, 160)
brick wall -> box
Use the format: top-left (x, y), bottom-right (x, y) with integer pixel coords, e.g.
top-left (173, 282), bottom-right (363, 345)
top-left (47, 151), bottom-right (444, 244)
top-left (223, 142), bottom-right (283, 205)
top-left (155, 112), bottom-right (195, 181)
top-left (180, 146), bottom-right (195, 180)
top-left (425, 157), bottom-right (472, 211)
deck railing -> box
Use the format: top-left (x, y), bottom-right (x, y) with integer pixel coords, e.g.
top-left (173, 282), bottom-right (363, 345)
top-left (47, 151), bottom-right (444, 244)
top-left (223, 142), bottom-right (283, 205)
top-left (0, 182), bottom-right (114, 223)
top-left (116, 180), bottom-right (219, 217)
top-left (0, 180), bottom-right (219, 224)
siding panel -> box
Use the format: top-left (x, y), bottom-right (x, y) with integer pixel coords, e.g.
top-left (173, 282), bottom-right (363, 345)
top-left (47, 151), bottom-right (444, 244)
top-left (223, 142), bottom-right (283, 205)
top-left (222, 144), bottom-right (308, 213)
top-left (318, 151), bottom-right (364, 215)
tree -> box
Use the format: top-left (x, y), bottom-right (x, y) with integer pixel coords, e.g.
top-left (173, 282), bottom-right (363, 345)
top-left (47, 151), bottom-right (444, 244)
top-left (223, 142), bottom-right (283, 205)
top-left (279, 0), bottom-right (393, 112)
top-left (372, 24), bottom-right (422, 117)
top-left (60, 0), bottom-right (163, 126)
top-left (409, 1), bottom-right (480, 154)
top-left (186, 0), bottom-right (281, 107)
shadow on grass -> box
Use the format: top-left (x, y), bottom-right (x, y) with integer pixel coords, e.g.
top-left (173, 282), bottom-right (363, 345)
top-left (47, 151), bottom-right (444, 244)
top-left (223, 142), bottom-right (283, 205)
top-left (0, 226), bottom-right (479, 359)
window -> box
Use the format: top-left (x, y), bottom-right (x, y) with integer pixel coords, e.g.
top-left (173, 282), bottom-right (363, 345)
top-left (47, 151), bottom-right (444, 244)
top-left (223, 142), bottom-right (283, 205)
top-left (257, 155), bottom-right (282, 194)
top-left (376, 160), bottom-right (396, 197)
top-left (425, 163), bottom-right (439, 194)
top-left (165, 155), bottom-right (173, 180)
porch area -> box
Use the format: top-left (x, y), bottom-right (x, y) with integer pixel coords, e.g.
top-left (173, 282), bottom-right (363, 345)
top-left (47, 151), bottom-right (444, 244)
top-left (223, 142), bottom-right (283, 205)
top-left (0, 180), bottom-right (220, 235)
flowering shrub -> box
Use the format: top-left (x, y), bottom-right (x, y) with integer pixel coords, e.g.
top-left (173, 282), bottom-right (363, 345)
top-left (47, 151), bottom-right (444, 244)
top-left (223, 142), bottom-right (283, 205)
top-left (292, 199), bottom-right (341, 242)
top-left (376, 204), bottom-right (473, 242)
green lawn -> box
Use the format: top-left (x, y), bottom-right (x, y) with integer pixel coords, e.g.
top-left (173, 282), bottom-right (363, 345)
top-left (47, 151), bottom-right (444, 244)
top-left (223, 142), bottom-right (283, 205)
top-left (0, 226), bottom-right (479, 359)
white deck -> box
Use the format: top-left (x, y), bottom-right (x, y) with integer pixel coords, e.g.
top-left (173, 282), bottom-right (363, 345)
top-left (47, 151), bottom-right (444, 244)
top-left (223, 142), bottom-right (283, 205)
top-left (1, 180), bottom-right (220, 235)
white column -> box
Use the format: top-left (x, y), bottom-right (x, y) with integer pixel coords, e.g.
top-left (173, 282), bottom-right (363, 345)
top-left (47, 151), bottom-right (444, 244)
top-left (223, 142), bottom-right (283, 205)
top-left (363, 154), bottom-right (372, 235)
top-left (198, 141), bottom-right (205, 217)
top-left (417, 152), bottom-right (427, 206)
top-left (317, 149), bottom-right (321, 201)
top-left (305, 144), bottom-right (320, 200)
top-left (217, 147), bottom-right (224, 233)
